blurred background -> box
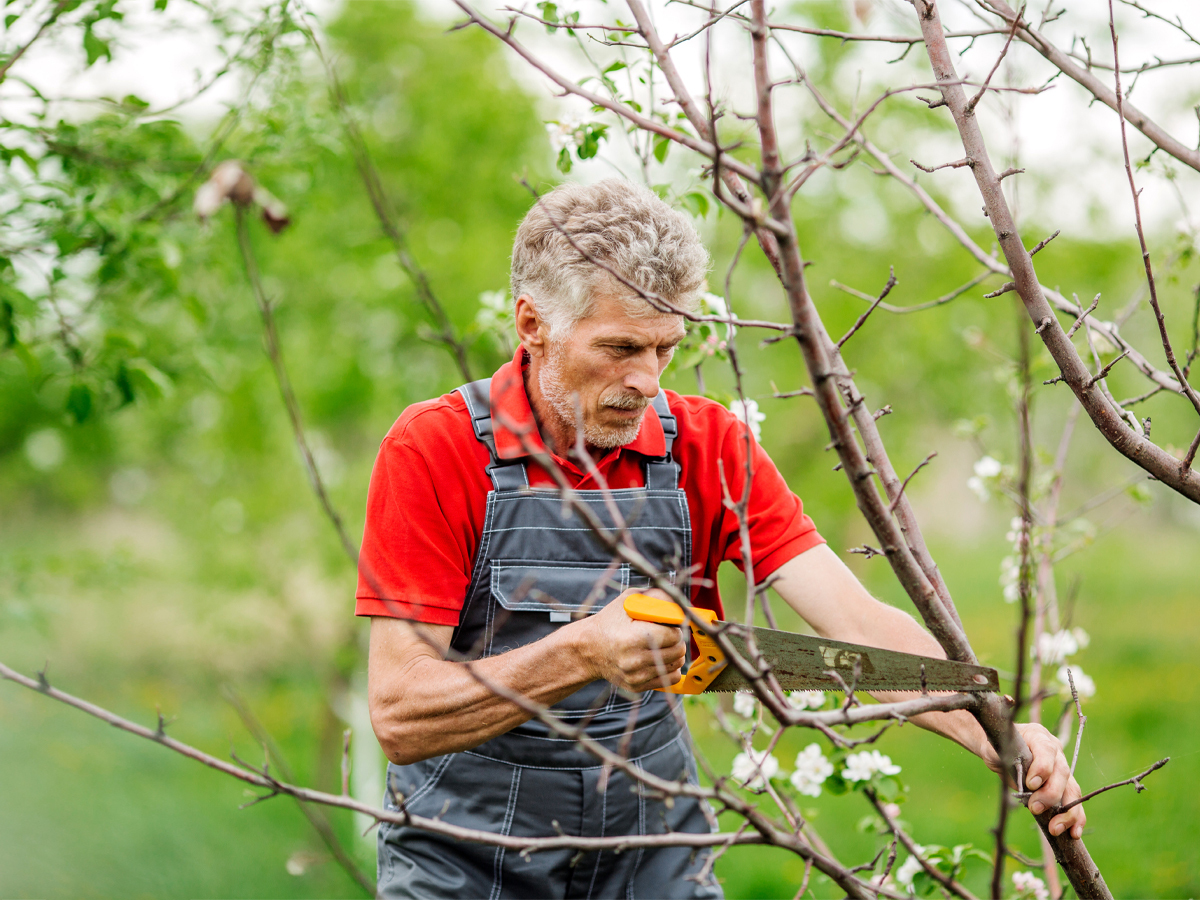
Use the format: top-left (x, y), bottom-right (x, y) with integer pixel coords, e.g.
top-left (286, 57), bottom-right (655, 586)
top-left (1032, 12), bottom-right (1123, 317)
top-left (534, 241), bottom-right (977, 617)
top-left (0, 0), bottom-right (1197, 896)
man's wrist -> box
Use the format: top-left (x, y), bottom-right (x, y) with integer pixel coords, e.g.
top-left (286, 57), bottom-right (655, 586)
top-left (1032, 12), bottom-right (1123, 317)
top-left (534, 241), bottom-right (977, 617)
top-left (557, 614), bottom-right (601, 685)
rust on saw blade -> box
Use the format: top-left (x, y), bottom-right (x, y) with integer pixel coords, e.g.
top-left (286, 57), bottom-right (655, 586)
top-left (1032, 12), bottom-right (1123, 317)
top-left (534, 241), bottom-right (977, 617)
top-left (704, 625), bottom-right (999, 693)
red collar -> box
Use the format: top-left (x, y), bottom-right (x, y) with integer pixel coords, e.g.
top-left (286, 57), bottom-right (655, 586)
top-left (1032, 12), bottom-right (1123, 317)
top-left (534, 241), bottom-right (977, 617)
top-left (489, 348), bottom-right (667, 462)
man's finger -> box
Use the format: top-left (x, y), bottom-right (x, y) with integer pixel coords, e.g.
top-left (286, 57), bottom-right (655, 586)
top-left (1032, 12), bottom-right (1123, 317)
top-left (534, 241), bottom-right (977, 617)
top-left (642, 621), bottom-right (686, 649)
top-left (1049, 799), bottom-right (1086, 839)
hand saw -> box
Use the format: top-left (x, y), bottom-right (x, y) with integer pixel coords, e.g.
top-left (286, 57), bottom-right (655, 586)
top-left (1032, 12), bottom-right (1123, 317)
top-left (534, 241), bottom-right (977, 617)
top-left (623, 594), bottom-right (999, 695)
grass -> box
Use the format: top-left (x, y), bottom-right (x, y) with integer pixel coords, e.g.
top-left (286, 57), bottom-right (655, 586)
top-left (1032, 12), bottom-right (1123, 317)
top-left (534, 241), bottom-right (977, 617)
top-left (0, 510), bottom-right (1196, 898)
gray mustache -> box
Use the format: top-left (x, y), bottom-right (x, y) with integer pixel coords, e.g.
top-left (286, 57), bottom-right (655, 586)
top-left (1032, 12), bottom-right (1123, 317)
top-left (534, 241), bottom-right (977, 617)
top-left (602, 393), bottom-right (649, 411)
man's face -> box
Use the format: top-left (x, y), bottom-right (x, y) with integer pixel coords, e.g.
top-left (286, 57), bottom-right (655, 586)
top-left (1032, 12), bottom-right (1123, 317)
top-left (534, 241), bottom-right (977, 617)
top-left (536, 291), bottom-right (686, 450)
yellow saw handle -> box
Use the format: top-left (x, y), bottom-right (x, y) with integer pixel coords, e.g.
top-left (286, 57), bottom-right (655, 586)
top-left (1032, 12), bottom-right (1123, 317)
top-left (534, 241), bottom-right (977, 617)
top-left (623, 593), bottom-right (727, 695)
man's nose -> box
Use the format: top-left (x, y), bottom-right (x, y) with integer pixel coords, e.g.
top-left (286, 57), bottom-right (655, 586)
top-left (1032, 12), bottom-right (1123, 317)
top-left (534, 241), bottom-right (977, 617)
top-left (623, 350), bottom-right (661, 399)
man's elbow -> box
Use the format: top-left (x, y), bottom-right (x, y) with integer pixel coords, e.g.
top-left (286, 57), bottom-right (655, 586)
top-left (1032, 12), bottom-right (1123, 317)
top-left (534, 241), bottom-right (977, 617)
top-left (369, 687), bottom-right (436, 766)
top-left (369, 681), bottom-right (446, 763)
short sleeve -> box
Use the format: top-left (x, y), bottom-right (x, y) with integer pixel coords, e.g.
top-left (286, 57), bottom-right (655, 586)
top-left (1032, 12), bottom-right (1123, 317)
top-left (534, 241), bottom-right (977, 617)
top-left (355, 402), bottom-right (490, 624)
top-left (717, 419), bottom-right (825, 577)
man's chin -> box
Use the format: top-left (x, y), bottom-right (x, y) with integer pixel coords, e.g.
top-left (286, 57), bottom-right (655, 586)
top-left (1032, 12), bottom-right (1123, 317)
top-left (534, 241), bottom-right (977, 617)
top-left (584, 412), bottom-right (644, 449)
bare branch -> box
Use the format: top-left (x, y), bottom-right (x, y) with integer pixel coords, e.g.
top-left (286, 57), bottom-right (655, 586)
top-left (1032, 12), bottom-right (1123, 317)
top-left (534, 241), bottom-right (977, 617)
top-left (0, 658), bottom-right (776, 856)
top-left (234, 207), bottom-right (361, 565)
top-left (867, 788), bottom-right (980, 900)
top-left (981, 0), bottom-right (1200, 173)
top-left (1057, 758), bottom-right (1170, 814)
top-left (916, 0), bottom-right (1200, 513)
top-left (964, 3), bottom-right (1025, 114)
top-left (888, 452), bottom-right (937, 513)
top-left (837, 267), bottom-right (897, 348)
top-left (297, 12), bottom-right (474, 381)
top-left (1106, 0), bottom-right (1200, 426)
top-left (1066, 294), bottom-right (1100, 339)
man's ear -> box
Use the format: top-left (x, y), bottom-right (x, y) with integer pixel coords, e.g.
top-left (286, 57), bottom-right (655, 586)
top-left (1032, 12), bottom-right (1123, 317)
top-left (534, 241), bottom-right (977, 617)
top-left (514, 294), bottom-right (548, 359)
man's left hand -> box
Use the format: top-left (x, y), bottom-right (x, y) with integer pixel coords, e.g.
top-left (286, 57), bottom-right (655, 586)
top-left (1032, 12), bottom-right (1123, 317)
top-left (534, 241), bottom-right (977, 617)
top-left (981, 722), bottom-right (1086, 839)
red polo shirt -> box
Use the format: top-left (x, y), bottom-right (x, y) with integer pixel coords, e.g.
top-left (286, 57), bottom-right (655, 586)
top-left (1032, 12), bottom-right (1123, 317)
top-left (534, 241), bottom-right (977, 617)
top-left (355, 350), bottom-right (824, 624)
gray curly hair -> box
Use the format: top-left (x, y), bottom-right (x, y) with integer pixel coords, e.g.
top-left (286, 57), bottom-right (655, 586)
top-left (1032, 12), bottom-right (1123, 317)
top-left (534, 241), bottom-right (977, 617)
top-left (510, 180), bottom-right (710, 339)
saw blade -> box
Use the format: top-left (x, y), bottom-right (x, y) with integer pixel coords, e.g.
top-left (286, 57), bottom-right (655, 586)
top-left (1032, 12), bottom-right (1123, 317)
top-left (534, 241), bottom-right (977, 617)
top-left (704, 625), bottom-right (999, 693)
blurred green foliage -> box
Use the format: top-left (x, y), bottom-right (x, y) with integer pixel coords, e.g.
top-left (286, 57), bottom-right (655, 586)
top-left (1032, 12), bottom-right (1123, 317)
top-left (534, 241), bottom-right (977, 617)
top-left (1, 0), bottom-right (1198, 897)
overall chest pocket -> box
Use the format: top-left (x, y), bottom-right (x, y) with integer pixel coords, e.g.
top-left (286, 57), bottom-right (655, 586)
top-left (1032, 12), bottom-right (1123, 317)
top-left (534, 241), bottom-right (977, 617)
top-left (490, 561), bottom-right (673, 623)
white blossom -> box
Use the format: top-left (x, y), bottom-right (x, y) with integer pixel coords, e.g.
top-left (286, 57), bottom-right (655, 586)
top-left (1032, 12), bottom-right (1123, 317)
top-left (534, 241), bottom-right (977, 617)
top-left (999, 556), bottom-right (1021, 603)
top-left (968, 456), bottom-right (1003, 501)
top-left (700, 291), bottom-right (729, 319)
top-left (974, 455), bottom-right (1003, 478)
top-left (731, 749), bottom-right (780, 790)
top-left (1012, 870), bottom-right (1050, 900)
top-left (789, 744), bottom-right (834, 797)
top-left (882, 802), bottom-right (902, 820)
top-left (1005, 516), bottom-right (1029, 546)
top-left (732, 691), bottom-right (757, 718)
top-left (895, 850), bottom-right (926, 889)
top-left (545, 119), bottom-right (583, 153)
top-left (842, 750), bottom-right (901, 783)
top-left (1034, 629), bottom-right (1080, 665)
top-left (967, 475), bottom-right (990, 501)
top-left (1071, 626), bottom-right (1090, 650)
top-left (729, 398), bottom-right (766, 441)
top-left (1056, 665), bottom-right (1096, 699)
top-left (788, 690), bottom-right (826, 710)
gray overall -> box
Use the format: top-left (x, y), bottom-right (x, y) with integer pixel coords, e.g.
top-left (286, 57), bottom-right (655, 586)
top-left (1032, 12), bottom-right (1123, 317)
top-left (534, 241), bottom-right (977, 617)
top-left (376, 378), bottom-right (723, 900)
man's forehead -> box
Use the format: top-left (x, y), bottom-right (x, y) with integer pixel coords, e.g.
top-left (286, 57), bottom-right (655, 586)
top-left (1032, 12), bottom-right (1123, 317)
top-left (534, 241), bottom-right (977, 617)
top-left (587, 290), bottom-right (687, 338)
top-left (586, 313), bottom-right (686, 343)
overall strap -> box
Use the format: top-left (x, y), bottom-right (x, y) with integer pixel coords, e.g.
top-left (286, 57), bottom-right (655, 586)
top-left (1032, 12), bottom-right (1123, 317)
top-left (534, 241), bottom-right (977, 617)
top-left (457, 378), bottom-right (528, 492)
top-left (645, 391), bottom-right (681, 490)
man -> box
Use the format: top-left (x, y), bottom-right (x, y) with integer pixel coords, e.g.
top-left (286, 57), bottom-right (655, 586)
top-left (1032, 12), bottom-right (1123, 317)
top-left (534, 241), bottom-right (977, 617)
top-left (356, 180), bottom-right (1085, 899)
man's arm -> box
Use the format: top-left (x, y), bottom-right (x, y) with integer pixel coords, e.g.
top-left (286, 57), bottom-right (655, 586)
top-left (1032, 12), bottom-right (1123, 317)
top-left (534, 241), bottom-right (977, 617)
top-left (367, 590), bottom-right (686, 765)
top-left (770, 544), bottom-right (1086, 839)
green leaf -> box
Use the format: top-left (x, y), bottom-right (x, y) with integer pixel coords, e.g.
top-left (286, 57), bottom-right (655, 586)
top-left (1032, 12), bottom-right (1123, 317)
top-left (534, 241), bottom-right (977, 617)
top-left (680, 191), bottom-right (710, 218)
top-left (556, 146), bottom-right (573, 174)
top-left (0, 297), bottom-right (14, 348)
top-left (536, 0), bottom-right (558, 31)
top-left (83, 29), bottom-right (112, 66)
top-left (120, 94), bottom-right (150, 110)
top-left (603, 60), bottom-right (627, 74)
top-left (1127, 482), bottom-right (1153, 505)
top-left (1, 143), bottom-right (39, 173)
top-left (576, 123), bottom-right (607, 160)
top-left (653, 133), bottom-right (670, 163)
top-left (153, 0), bottom-right (169, 10)
top-left (67, 383), bottom-right (93, 423)
top-left (114, 362), bottom-right (135, 406)
top-left (874, 773), bottom-right (902, 801)
top-left (5, 13), bottom-right (18, 28)
top-left (124, 358), bottom-right (174, 399)
top-left (911, 869), bottom-right (940, 898)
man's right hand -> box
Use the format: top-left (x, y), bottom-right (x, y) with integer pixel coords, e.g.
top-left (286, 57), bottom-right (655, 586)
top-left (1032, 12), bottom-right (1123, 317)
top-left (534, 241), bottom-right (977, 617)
top-left (576, 588), bottom-right (687, 691)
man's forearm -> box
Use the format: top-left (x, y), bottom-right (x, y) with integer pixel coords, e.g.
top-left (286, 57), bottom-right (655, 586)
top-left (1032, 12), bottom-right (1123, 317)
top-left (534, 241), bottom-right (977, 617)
top-left (770, 547), bottom-right (988, 758)
top-left (369, 620), bottom-right (598, 765)
top-left (368, 595), bottom-right (686, 766)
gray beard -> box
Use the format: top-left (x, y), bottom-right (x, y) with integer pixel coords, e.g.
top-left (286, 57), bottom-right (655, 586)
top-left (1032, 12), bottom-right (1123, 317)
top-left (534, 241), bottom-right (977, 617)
top-left (538, 351), bottom-right (646, 450)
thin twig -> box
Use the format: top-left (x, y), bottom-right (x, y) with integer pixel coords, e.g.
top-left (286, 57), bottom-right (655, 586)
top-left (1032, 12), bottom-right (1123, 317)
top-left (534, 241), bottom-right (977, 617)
top-left (837, 267), bottom-right (897, 348)
top-left (1107, 0), bottom-right (1200, 427)
top-left (234, 208), bottom-right (360, 565)
top-left (1057, 758), bottom-right (1170, 813)
top-left (1065, 668), bottom-right (1087, 779)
